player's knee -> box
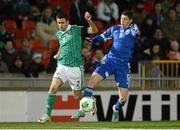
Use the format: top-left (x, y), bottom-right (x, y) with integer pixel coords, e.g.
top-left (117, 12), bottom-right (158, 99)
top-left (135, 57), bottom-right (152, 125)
top-left (49, 88), bottom-right (57, 94)
top-left (74, 94), bottom-right (82, 99)
top-left (49, 86), bottom-right (58, 94)
top-left (73, 91), bottom-right (82, 99)
top-left (87, 73), bottom-right (103, 87)
top-left (49, 78), bottom-right (62, 94)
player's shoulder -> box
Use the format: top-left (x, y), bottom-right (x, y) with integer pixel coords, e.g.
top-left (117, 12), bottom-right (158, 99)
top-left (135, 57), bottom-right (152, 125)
top-left (56, 30), bottom-right (61, 36)
top-left (71, 25), bottom-right (83, 29)
top-left (109, 25), bottom-right (121, 32)
top-left (111, 25), bottom-right (121, 29)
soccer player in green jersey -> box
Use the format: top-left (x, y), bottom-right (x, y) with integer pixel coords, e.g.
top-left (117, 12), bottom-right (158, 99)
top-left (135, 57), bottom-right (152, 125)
top-left (38, 12), bottom-right (98, 123)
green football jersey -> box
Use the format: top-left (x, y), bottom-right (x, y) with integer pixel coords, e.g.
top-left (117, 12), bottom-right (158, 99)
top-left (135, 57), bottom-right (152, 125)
top-left (56, 25), bottom-right (83, 67)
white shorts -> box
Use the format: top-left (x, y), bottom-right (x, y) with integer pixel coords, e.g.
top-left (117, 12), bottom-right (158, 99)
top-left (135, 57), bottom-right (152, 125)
top-left (53, 64), bottom-right (84, 90)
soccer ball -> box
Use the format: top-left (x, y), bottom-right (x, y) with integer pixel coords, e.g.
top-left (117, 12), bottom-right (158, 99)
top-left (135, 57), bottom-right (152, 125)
top-left (80, 97), bottom-right (96, 112)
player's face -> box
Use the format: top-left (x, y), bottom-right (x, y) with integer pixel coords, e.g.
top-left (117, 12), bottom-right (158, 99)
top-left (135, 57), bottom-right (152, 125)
top-left (56, 18), bottom-right (69, 31)
top-left (120, 15), bottom-right (132, 28)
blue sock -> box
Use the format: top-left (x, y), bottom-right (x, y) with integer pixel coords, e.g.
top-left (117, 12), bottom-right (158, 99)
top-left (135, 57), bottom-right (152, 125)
top-left (83, 87), bottom-right (94, 97)
top-left (115, 100), bottom-right (122, 111)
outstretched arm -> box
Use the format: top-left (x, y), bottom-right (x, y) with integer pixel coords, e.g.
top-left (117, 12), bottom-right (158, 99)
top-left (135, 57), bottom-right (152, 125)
top-left (85, 12), bottom-right (98, 34)
top-left (91, 35), bottom-right (104, 45)
top-left (92, 26), bottom-right (113, 45)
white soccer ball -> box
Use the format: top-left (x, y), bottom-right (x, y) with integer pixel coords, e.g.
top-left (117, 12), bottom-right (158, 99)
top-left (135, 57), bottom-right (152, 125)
top-left (80, 97), bottom-right (96, 112)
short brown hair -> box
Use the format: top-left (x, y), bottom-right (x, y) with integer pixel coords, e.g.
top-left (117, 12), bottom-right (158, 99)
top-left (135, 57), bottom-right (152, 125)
top-left (56, 12), bottom-right (69, 20)
top-left (121, 10), bottom-right (134, 20)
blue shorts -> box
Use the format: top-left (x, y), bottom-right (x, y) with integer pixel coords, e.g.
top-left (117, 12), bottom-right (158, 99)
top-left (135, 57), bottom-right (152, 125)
top-left (95, 56), bottom-right (130, 88)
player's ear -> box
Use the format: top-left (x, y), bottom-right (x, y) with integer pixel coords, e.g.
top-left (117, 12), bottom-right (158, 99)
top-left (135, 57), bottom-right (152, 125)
top-left (66, 20), bottom-right (69, 25)
top-left (129, 19), bottom-right (133, 24)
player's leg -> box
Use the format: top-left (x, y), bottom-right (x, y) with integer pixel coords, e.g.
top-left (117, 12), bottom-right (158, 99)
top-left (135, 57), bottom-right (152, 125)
top-left (72, 90), bottom-right (83, 99)
top-left (71, 58), bottom-right (112, 119)
top-left (116, 88), bottom-right (128, 110)
top-left (38, 78), bottom-right (63, 123)
top-left (66, 66), bottom-right (86, 118)
top-left (68, 65), bottom-right (84, 100)
top-left (38, 64), bottom-right (66, 123)
top-left (85, 72), bottom-right (104, 115)
top-left (112, 62), bottom-right (130, 122)
top-left (112, 87), bottom-right (128, 122)
top-left (83, 57), bottom-right (112, 97)
top-left (71, 72), bottom-right (103, 119)
top-left (83, 72), bottom-right (103, 97)
top-left (71, 64), bottom-right (107, 119)
top-left (47, 78), bottom-right (64, 117)
top-left (71, 89), bottom-right (86, 118)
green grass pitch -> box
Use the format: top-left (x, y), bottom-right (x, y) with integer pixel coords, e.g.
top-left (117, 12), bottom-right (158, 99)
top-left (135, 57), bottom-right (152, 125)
top-left (0, 121), bottom-right (180, 129)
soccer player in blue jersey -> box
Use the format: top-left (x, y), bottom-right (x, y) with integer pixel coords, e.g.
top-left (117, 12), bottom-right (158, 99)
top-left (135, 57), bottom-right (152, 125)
top-left (71, 10), bottom-right (139, 122)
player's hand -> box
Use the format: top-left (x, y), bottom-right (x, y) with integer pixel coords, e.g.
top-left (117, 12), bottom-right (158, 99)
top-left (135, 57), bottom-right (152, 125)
top-left (85, 12), bottom-right (91, 21)
top-left (53, 55), bottom-right (59, 59)
top-left (132, 24), bottom-right (140, 34)
top-left (85, 37), bottom-right (92, 43)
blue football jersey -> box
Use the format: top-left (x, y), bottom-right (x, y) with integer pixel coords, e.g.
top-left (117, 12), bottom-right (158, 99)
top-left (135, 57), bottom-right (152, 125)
top-left (100, 24), bottom-right (139, 61)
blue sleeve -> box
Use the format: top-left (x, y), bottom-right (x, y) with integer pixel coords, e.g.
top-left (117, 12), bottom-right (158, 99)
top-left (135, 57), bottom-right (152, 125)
top-left (92, 35), bottom-right (104, 45)
top-left (101, 26), bottom-right (113, 39)
top-left (92, 27), bottom-right (113, 45)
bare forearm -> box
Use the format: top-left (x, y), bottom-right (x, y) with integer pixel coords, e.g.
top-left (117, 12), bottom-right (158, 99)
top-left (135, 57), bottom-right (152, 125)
top-left (88, 20), bottom-right (98, 34)
top-left (84, 12), bottom-right (98, 34)
top-left (56, 49), bottom-right (61, 56)
top-left (54, 49), bottom-right (61, 59)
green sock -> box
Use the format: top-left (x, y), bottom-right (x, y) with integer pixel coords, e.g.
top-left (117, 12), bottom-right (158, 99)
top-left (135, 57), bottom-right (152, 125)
top-left (46, 93), bottom-right (56, 117)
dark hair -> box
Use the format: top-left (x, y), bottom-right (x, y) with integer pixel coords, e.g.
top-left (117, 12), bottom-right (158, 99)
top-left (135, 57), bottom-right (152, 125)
top-left (121, 10), bottom-right (134, 20)
top-left (5, 39), bottom-right (13, 44)
top-left (167, 7), bottom-right (176, 13)
top-left (56, 12), bottom-right (69, 20)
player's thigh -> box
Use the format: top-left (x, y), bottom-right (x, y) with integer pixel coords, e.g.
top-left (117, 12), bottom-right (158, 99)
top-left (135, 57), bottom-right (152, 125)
top-left (95, 58), bottom-right (113, 79)
top-left (67, 66), bottom-right (84, 91)
top-left (118, 87), bottom-right (128, 102)
top-left (49, 78), bottom-right (64, 93)
top-left (49, 64), bottom-right (67, 93)
top-left (115, 62), bottom-right (130, 88)
top-left (53, 64), bottom-right (68, 83)
top-left (87, 72), bottom-right (104, 87)
top-left (90, 58), bottom-right (113, 87)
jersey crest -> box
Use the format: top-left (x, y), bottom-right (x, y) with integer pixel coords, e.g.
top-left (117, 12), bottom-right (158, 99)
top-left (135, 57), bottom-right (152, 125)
top-left (125, 29), bottom-right (130, 35)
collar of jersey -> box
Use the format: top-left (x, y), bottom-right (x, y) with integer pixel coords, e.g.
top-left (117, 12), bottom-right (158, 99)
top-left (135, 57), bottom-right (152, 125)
top-left (121, 24), bottom-right (132, 29)
top-left (62, 25), bottom-right (71, 33)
